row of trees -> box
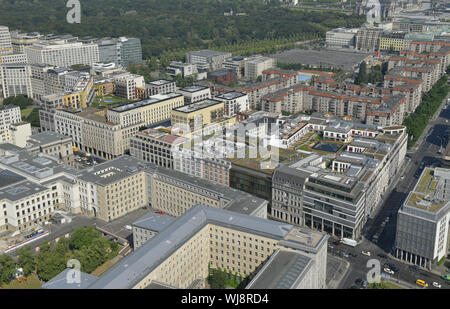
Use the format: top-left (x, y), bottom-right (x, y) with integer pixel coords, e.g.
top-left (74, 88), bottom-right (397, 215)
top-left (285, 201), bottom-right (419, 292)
top-left (0, 0), bottom-right (365, 59)
top-left (0, 227), bottom-right (119, 284)
top-left (355, 62), bottom-right (389, 86)
top-left (403, 75), bottom-right (449, 147)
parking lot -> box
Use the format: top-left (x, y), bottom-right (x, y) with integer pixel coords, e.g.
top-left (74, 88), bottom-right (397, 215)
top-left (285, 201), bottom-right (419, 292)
top-left (271, 48), bottom-right (371, 71)
top-left (73, 151), bottom-right (105, 169)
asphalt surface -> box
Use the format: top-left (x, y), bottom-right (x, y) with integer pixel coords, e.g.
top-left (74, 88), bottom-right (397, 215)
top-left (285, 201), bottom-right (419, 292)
top-left (337, 94), bottom-right (450, 290)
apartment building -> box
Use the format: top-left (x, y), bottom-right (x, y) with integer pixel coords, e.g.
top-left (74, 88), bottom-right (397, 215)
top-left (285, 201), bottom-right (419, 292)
top-left (261, 84), bottom-right (313, 114)
top-left (187, 50), bottom-right (232, 71)
top-left (379, 32), bottom-right (407, 52)
top-left (171, 99), bottom-right (225, 131)
top-left (215, 92), bottom-right (249, 117)
top-left (0, 64), bottom-right (33, 98)
top-left (78, 205), bottom-right (327, 289)
top-left (395, 167), bottom-right (450, 269)
top-left (177, 85), bottom-right (211, 104)
top-left (145, 79), bottom-right (176, 97)
top-left (25, 40), bottom-right (99, 67)
top-left (223, 56), bottom-right (247, 79)
top-left (112, 72), bottom-right (145, 100)
top-left (244, 56), bottom-right (276, 81)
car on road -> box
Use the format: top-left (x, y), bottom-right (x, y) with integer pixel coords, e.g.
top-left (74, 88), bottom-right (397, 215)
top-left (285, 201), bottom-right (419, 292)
top-left (400, 175), bottom-right (405, 180)
top-left (384, 268), bottom-right (394, 275)
top-left (416, 279), bottom-right (428, 288)
top-left (361, 280), bottom-right (368, 288)
top-left (341, 252), bottom-right (349, 258)
top-left (355, 278), bottom-right (362, 285)
top-left (361, 251), bottom-right (371, 256)
top-left (409, 265), bottom-right (419, 271)
top-left (377, 253), bottom-right (388, 259)
top-left (432, 282), bottom-right (441, 288)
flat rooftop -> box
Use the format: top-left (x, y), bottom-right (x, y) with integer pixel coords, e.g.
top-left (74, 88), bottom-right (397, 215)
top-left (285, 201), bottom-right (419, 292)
top-left (147, 79), bottom-right (174, 86)
top-left (215, 91), bottom-right (247, 100)
top-left (405, 167), bottom-right (450, 213)
top-left (172, 99), bottom-right (222, 114)
top-left (178, 85), bottom-right (209, 93)
top-left (110, 93), bottom-right (182, 113)
top-left (132, 211), bottom-right (175, 232)
top-left (246, 249), bottom-right (312, 289)
top-left (26, 132), bottom-right (71, 148)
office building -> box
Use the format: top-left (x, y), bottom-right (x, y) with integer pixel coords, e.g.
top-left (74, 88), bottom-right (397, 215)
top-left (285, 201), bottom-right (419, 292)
top-left (0, 64), bottom-right (33, 98)
top-left (24, 40), bottom-right (99, 67)
top-left (187, 50), bottom-right (232, 71)
top-left (167, 61), bottom-right (198, 78)
top-left (395, 167), bottom-right (450, 269)
top-left (244, 56), bottom-right (276, 81)
top-left (68, 205), bottom-right (328, 289)
top-left (145, 79), bottom-right (176, 97)
top-left (177, 85), bottom-right (211, 104)
top-left (215, 92), bottom-right (249, 117)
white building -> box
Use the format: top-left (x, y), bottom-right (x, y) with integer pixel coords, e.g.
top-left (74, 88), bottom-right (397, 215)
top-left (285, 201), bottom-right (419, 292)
top-left (167, 61), bottom-right (198, 78)
top-left (325, 28), bottom-right (358, 48)
top-left (24, 40), bottom-right (99, 67)
top-left (0, 25), bottom-right (13, 56)
top-left (177, 85), bottom-right (211, 104)
top-left (112, 72), bottom-right (145, 100)
top-left (245, 56), bottom-right (276, 81)
top-left (0, 64), bottom-right (33, 98)
top-left (215, 92), bottom-right (249, 117)
top-left (186, 50), bottom-right (232, 71)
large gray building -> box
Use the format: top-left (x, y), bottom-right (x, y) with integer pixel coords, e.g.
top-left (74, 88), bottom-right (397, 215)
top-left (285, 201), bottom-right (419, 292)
top-left (95, 37), bottom-right (142, 68)
top-left (395, 167), bottom-right (450, 269)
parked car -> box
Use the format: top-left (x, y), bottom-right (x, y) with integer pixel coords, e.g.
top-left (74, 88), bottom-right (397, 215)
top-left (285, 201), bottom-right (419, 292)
top-left (355, 278), bottom-right (362, 285)
top-left (409, 265), bottom-right (419, 271)
top-left (378, 253), bottom-right (388, 259)
top-left (361, 251), bottom-right (371, 257)
top-left (361, 280), bottom-right (369, 288)
top-left (384, 268), bottom-right (394, 275)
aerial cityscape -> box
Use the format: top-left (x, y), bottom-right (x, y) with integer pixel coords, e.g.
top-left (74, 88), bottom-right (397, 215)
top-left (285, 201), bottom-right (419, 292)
top-left (0, 0), bottom-right (449, 295)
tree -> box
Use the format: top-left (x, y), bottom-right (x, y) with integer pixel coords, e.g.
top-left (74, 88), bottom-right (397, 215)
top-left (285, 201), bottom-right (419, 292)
top-left (208, 270), bottom-right (228, 289)
top-left (17, 246), bottom-right (36, 276)
top-left (3, 95), bottom-right (33, 110)
top-left (355, 61), bottom-right (368, 85)
top-left (69, 226), bottom-right (102, 251)
top-left (36, 244), bottom-right (67, 282)
top-left (0, 254), bottom-right (16, 285)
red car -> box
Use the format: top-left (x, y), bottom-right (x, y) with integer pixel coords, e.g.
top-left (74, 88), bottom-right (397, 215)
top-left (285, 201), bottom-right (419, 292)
top-left (156, 211), bottom-right (164, 215)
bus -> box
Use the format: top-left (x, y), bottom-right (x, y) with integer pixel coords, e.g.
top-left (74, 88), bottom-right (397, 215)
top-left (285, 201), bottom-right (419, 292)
top-left (416, 279), bottom-right (428, 288)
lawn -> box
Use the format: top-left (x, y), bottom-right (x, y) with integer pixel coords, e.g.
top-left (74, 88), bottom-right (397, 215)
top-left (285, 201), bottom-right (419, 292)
top-left (1, 273), bottom-right (43, 289)
top-left (21, 106), bottom-right (35, 118)
top-left (92, 94), bottom-right (132, 107)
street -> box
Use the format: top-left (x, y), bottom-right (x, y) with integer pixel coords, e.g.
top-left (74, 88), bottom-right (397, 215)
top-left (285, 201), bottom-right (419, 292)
top-left (336, 94), bottom-right (450, 289)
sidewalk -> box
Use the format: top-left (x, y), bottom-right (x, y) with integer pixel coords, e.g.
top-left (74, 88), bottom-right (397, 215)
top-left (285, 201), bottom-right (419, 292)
top-left (326, 255), bottom-right (350, 289)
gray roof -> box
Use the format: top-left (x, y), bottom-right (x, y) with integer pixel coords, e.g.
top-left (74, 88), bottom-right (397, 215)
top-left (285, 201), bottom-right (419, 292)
top-left (0, 144), bottom-right (80, 181)
top-left (0, 178), bottom-right (49, 202)
top-left (41, 268), bottom-right (98, 289)
top-left (87, 204), bottom-right (293, 289)
top-left (246, 249), bottom-right (312, 289)
top-left (26, 132), bottom-right (72, 149)
top-left (132, 211), bottom-right (175, 232)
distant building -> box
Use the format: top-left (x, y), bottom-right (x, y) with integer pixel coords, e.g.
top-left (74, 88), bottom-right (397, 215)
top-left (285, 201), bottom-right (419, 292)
top-left (207, 69), bottom-right (236, 85)
top-left (215, 91), bottom-right (249, 117)
top-left (167, 61), bottom-right (198, 78)
top-left (245, 56), bottom-right (276, 81)
top-left (95, 37), bottom-right (142, 67)
top-left (326, 28), bottom-right (358, 49)
top-left (186, 50), bottom-right (232, 72)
